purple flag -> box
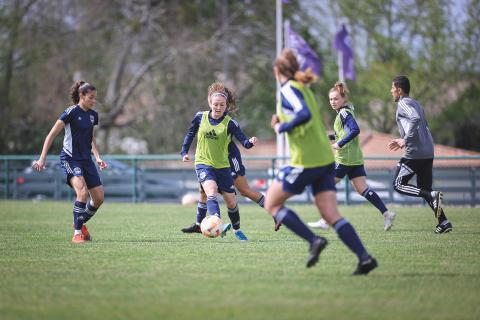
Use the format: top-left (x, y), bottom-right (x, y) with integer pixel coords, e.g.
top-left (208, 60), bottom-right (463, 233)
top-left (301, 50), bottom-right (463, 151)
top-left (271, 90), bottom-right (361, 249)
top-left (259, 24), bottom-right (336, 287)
top-left (333, 24), bottom-right (355, 81)
top-left (286, 26), bottom-right (322, 77)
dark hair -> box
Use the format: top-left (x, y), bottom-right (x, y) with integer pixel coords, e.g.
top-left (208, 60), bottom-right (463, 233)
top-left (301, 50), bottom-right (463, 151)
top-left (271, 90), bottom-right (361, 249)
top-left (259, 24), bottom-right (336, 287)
top-left (274, 48), bottom-right (317, 84)
top-left (207, 82), bottom-right (238, 113)
top-left (392, 75), bottom-right (410, 95)
top-left (70, 80), bottom-right (96, 104)
top-left (329, 81), bottom-right (349, 100)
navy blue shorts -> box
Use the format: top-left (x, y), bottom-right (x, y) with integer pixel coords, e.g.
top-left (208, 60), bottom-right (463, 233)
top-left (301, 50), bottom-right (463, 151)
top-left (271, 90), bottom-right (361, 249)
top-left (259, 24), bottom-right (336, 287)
top-left (275, 163), bottom-right (336, 195)
top-left (335, 163), bottom-right (366, 180)
top-left (229, 154), bottom-right (246, 179)
top-left (195, 164), bottom-right (235, 194)
top-left (60, 158), bottom-right (102, 189)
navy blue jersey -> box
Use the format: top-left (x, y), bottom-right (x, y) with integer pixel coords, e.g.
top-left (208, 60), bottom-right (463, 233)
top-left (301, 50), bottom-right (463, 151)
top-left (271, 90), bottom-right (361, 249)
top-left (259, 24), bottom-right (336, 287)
top-left (181, 111), bottom-right (253, 157)
top-left (59, 105), bottom-right (98, 161)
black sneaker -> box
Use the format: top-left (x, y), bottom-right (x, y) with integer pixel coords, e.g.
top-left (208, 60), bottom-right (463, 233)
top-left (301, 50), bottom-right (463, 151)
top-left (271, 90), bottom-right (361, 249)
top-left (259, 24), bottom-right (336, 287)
top-left (306, 236), bottom-right (328, 268)
top-left (430, 191), bottom-right (443, 218)
top-left (435, 220), bottom-right (452, 234)
top-left (181, 223), bottom-right (201, 233)
top-left (353, 256), bottom-right (378, 275)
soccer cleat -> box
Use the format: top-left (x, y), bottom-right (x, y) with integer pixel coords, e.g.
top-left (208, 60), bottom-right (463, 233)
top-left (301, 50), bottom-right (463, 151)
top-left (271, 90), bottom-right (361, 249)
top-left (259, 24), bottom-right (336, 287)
top-left (430, 191), bottom-right (443, 218)
top-left (383, 211), bottom-right (396, 231)
top-left (273, 217), bottom-right (282, 232)
top-left (353, 256), bottom-right (378, 275)
top-left (234, 230), bottom-right (248, 241)
top-left (71, 234), bottom-right (85, 243)
top-left (181, 223), bottom-right (201, 233)
top-left (307, 218), bottom-right (330, 230)
top-left (306, 236), bottom-right (328, 268)
top-left (221, 223), bottom-right (232, 238)
top-left (81, 225), bottom-right (92, 241)
top-left (435, 220), bottom-right (453, 234)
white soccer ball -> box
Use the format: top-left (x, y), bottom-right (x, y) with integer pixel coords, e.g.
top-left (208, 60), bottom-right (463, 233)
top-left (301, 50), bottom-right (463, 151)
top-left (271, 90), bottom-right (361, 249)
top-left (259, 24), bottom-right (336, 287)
top-left (200, 215), bottom-right (223, 238)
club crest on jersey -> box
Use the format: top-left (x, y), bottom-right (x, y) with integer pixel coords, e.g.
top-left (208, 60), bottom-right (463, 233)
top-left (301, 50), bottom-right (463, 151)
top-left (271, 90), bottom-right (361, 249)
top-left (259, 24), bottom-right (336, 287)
top-left (90, 115), bottom-right (95, 124)
top-left (73, 167), bottom-right (82, 175)
top-left (205, 129), bottom-right (218, 140)
top-left (78, 117), bottom-right (82, 120)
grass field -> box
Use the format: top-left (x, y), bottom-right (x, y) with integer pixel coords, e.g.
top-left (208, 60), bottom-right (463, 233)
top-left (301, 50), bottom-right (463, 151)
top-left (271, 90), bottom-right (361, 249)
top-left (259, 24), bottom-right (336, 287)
top-left (1, 200), bottom-right (479, 320)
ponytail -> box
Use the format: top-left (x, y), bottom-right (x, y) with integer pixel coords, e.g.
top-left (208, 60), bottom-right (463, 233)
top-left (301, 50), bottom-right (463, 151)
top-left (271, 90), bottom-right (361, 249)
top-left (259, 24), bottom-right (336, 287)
top-left (70, 80), bottom-right (96, 104)
top-left (275, 48), bottom-right (317, 85)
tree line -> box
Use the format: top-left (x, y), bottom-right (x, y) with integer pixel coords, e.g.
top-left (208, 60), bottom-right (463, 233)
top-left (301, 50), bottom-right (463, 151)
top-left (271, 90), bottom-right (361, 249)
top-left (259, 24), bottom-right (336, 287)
top-left (1, 0), bottom-right (479, 155)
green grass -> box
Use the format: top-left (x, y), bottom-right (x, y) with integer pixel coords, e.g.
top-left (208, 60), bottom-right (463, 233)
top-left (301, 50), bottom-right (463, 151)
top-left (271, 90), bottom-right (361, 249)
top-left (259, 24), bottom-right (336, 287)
top-left (1, 201), bottom-right (479, 320)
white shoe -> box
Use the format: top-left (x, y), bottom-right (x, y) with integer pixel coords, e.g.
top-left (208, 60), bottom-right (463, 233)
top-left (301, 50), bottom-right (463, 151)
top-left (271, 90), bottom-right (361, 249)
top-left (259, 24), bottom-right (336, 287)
top-left (383, 211), bottom-right (396, 231)
top-left (307, 219), bottom-right (329, 230)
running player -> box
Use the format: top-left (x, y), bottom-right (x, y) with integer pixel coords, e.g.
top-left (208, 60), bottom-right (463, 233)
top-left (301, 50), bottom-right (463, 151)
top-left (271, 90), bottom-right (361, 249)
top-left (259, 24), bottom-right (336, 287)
top-left (308, 81), bottom-right (396, 231)
top-left (388, 75), bottom-right (452, 234)
top-left (33, 81), bottom-right (107, 243)
top-left (264, 49), bottom-right (377, 274)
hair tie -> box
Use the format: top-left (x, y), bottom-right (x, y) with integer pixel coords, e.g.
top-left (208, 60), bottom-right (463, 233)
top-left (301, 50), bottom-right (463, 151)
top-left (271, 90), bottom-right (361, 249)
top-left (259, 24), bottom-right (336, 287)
top-left (211, 92), bottom-right (228, 99)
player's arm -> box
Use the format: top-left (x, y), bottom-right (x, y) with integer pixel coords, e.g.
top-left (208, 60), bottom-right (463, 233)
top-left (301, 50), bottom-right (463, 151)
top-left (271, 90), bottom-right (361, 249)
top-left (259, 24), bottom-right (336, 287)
top-left (399, 100), bottom-right (420, 142)
top-left (276, 85), bottom-right (311, 134)
top-left (33, 120), bottom-right (65, 171)
top-left (333, 111), bottom-right (360, 150)
top-left (229, 119), bottom-right (257, 149)
top-left (91, 128), bottom-right (107, 170)
top-left (181, 112), bottom-right (201, 162)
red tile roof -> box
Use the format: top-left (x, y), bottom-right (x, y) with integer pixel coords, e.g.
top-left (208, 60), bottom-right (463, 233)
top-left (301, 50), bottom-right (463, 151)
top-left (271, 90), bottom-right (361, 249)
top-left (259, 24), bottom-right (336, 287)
top-left (243, 132), bottom-right (480, 169)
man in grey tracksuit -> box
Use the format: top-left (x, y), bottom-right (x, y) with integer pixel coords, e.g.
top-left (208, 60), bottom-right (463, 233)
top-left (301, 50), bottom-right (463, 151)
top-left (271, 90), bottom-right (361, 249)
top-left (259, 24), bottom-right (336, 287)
top-left (388, 75), bottom-right (452, 234)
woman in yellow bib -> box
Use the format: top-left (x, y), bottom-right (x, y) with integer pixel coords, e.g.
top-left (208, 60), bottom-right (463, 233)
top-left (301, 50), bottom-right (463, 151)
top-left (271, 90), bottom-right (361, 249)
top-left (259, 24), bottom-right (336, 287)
top-left (181, 82), bottom-right (257, 240)
top-left (265, 49), bottom-right (377, 274)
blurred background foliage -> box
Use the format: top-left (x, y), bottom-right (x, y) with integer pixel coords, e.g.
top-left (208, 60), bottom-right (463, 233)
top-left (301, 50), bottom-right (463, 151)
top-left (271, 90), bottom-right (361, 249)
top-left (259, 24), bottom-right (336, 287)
top-left (0, 0), bottom-right (479, 154)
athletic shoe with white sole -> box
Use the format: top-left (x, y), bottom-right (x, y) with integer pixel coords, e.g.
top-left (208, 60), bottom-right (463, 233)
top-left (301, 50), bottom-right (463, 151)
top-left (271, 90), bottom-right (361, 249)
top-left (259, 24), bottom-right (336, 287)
top-left (234, 230), bottom-right (248, 241)
top-left (221, 223), bottom-right (232, 238)
top-left (383, 211), bottom-right (396, 231)
top-left (307, 218), bottom-right (329, 230)
top-left (435, 220), bottom-right (452, 234)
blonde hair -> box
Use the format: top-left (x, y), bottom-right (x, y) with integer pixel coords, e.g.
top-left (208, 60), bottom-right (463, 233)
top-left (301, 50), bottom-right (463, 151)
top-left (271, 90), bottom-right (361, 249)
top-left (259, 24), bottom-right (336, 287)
top-left (207, 82), bottom-right (238, 113)
top-left (274, 48), bottom-right (317, 84)
top-left (329, 81), bottom-right (349, 100)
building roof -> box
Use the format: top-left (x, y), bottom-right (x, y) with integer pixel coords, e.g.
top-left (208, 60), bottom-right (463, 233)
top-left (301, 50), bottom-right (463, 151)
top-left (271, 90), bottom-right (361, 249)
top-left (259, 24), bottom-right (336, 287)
top-left (242, 131), bottom-right (480, 169)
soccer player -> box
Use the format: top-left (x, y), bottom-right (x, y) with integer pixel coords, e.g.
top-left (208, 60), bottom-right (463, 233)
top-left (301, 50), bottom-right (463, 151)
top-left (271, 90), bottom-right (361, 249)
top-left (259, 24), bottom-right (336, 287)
top-left (265, 48), bottom-right (377, 274)
top-left (181, 140), bottom-right (282, 239)
top-left (33, 81), bottom-right (107, 243)
top-left (308, 81), bottom-right (396, 231)
top-left (181, 82), bottom-right (258, 240)
top-left (388, 75), bottom-right (452, 234)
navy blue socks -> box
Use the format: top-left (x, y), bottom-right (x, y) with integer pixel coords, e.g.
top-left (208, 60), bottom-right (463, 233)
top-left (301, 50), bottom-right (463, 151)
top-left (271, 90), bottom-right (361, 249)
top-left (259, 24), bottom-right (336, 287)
top-left (275, 207), bottom-right (316, 243)
top-left (73, 201), bottom-right (86, 230)
top-left (333, 218), bottom-right (369, 261)
top-left (196, 202), bottom-right (207, 224)
top-left (362, 187), bottom-right (388, 214)
top-left (207, 195), bottom-right (220, 217)
top-left (256, 194), bottom-right (265, 208)
top-left (83, 201), bottom-right (98, 223)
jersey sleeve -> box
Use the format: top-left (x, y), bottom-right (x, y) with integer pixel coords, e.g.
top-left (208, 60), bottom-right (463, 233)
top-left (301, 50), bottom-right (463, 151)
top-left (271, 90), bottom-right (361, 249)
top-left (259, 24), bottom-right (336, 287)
top-left (94, 111), bottom-right (99, 126)
top-left (180, 112), bottom-right (202, 156)
top-left (337, 110), bottom-right (360, 148)
top-left (228, 118), bottom-right (253, 149)
top-left (398, 99), bottom-right (420, 141)
top-left (278, 85), bottom-right (312, 133)
top-left (59, 107), bottom-right (74, 124)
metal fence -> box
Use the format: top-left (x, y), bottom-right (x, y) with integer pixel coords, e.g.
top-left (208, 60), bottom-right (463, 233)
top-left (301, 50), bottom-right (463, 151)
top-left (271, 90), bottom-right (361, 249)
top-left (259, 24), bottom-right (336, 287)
top-left (1, 155), bottom-right (479, 206)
